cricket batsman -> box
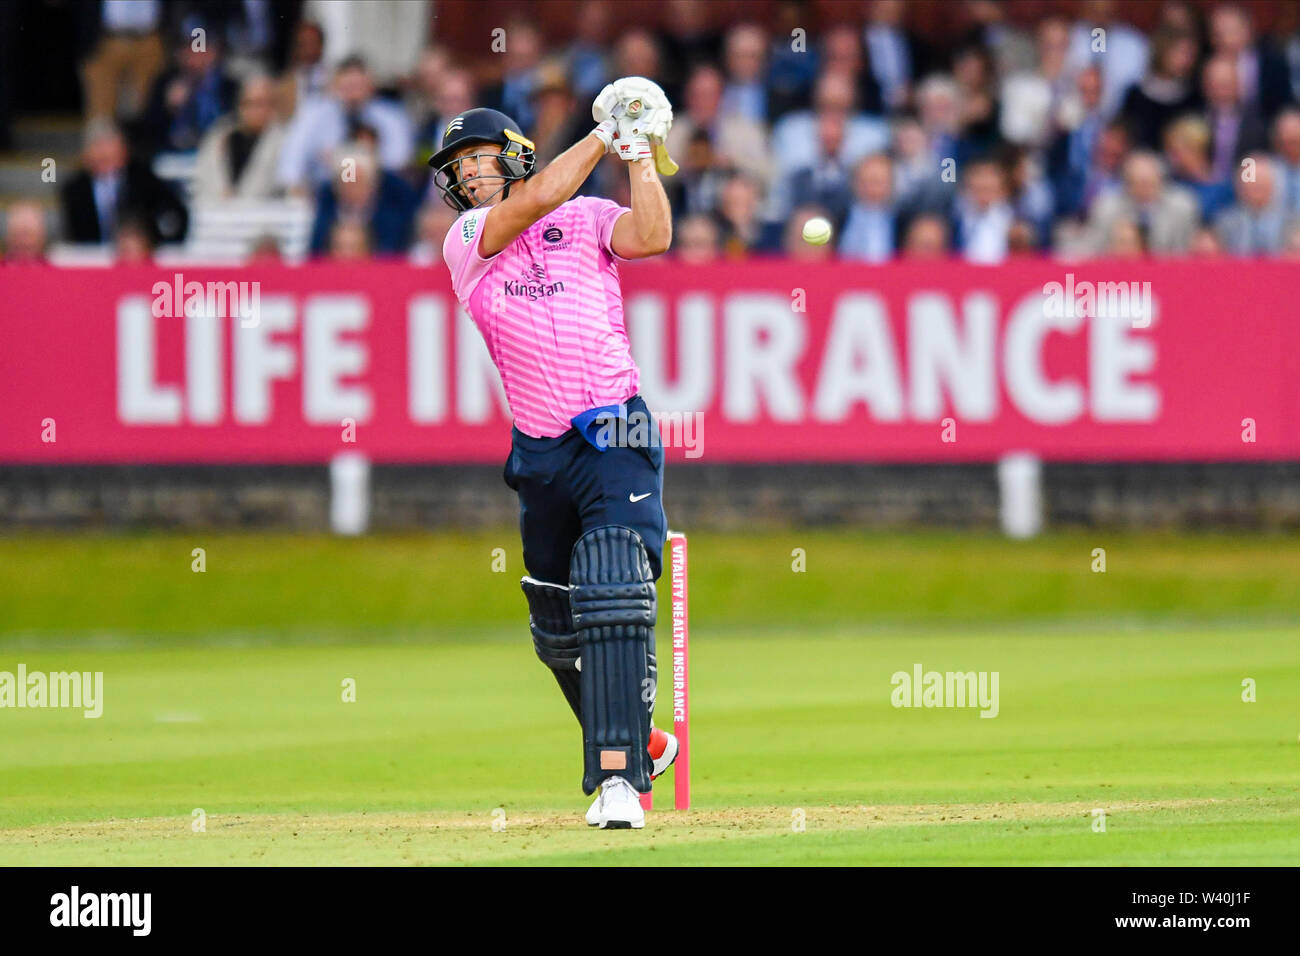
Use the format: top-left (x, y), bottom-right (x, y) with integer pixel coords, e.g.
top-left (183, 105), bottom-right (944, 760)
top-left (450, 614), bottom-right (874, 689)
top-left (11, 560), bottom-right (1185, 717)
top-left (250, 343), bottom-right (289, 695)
top-left (430, 78), bottom-right (679, 829)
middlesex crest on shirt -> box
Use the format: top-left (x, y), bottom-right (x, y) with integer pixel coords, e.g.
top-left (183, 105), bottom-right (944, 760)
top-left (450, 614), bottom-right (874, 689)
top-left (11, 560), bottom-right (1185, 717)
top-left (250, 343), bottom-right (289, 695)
top-left (541, 225), bottom-right (570, 249)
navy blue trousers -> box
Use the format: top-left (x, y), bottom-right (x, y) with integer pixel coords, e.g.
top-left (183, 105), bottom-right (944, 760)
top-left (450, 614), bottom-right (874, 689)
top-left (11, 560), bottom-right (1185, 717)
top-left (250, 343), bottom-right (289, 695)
top-left (504, 394), bottom-right (667, 585)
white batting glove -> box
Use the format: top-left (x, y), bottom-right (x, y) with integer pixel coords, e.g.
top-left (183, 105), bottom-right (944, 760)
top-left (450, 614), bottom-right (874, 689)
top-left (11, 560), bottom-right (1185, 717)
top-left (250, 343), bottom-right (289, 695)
top-left (593, 86), bottom-right (648, 161)
top-left (608, 77), bottom-right (672, 115)
top-left (623, 103), bottom-right (673, 145)
top-left (593, 77), bottom-right (676, 167)
top-left (592, 118), bottom-right (618, 153)
top-left (592, 83), bottom-right (624, 125)
top-left (594, 112), bottom-right (654, 161)
top-left (613, 116), bottom-right (654, 162)
top-left (594, 78), bottom-right (674, 137)
top-left (623, 104), bottom-right (676, 172)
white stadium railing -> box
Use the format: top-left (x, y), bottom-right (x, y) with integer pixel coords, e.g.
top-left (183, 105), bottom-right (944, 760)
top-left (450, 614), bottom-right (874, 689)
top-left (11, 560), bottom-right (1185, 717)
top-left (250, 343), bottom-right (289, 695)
top-left (49, 197), bottom-right (316, 266)
top-left (186, 198), bottom-right (316, 263)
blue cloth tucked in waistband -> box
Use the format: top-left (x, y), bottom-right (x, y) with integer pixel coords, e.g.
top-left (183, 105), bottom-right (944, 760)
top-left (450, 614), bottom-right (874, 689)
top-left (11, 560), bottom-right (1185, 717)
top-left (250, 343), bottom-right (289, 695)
top-left (570, 402), bottom-right (628, 452)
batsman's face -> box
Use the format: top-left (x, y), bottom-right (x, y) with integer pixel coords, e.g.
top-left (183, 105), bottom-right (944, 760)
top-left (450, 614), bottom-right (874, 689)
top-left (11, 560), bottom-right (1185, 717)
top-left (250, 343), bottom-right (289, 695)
top-left (452, 144), bottom-right (506, 205)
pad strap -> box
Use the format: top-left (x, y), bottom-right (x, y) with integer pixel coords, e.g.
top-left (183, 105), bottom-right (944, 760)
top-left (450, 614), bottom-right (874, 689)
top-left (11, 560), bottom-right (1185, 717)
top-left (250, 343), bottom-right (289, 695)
top-left (521, 576), bottom-right (579, 669)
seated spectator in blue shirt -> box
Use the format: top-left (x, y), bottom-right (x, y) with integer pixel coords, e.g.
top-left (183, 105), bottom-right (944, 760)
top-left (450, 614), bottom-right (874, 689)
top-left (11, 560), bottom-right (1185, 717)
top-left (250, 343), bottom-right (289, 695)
top-left (891, 113), bottom-right (956, 219)
top-left (719, 23), bottom-right (769, 124)
top-left (1006, 147), bottom-right (1055, 246)
top-left (1215, 154), bottom-right (1298, 255)
top-left (1046, 66), bottom-right (1106, 217)
top-left (839, 154), bottom-right (897, 263)
top-left (766, 0), bottom-right (820, 120)
top-left (310, 144), bottom-right (417, 257)
top-left (769, 71), bottom-right (890, 222)
top-left (1200, 55), bottom-right (1269, 183)
top-left (819, 23), bottom-right (884, 114)
top-left (1164, 115), bottom-right (1235, 223)
top-left (480, 19), bottom-right (544, 134)
top-left (562, 1), bottom-right (613, 101)
top-left (1207, 3), bottom-right (1293, 124)
top-left (278, 56), bottom-right (414, 194)
top-left (865, 0), bottom-right (926, 113)
top-left (1272, 108), bottom-right (1300, 217)
top-left (785, 110), bottom-right (856, 228)
top-left (952, 158), bottom-right (1014, 264)
top-left (673, 129), bottom-right (733, 219)
top-left (772, 69), bottom-right (890, 176)
top-left (654, 0), bottom-right (722, 106)
top-left (715, 172), bottom-right (784, 256)
top-left (414, 67), bottom-right (475, 174)
top-left (134, 24), bottom-right (237, 156)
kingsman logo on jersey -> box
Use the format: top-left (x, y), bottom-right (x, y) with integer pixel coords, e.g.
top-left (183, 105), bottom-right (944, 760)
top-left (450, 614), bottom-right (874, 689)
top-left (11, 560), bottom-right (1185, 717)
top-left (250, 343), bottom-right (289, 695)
top-left (501, 277), bottom-right (566, 300)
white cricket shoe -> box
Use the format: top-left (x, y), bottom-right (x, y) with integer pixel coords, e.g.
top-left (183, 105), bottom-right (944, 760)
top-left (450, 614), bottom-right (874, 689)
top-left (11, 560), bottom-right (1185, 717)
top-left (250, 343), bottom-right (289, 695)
top-left (584, 727), bottom-right (679, 826)
top-left (586, 775), bottom-right (646, 829)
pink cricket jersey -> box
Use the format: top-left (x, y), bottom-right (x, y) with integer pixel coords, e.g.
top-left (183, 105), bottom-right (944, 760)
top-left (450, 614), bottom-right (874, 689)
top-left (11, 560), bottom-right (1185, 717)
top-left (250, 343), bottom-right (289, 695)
top-left (441, 195), bottom-right (641, 438)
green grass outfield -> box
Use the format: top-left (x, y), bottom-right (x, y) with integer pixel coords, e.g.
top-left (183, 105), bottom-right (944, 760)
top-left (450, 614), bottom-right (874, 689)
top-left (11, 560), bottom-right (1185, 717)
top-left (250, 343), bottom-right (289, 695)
top-left (0, 530), bottom-right (1297, 865)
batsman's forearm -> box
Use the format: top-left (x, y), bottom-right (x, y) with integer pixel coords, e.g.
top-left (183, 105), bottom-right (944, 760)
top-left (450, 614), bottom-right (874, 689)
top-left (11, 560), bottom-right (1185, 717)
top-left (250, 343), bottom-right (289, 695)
top-left (627, 158), bottom-right (672, 253)
top-left (529, 133), bottom-right (607, 211)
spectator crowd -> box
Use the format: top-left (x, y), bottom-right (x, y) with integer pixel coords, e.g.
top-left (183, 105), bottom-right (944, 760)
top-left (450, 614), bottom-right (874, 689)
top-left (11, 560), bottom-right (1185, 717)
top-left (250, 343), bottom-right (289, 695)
top-left (7, 0), bottom-right (1300, 266)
